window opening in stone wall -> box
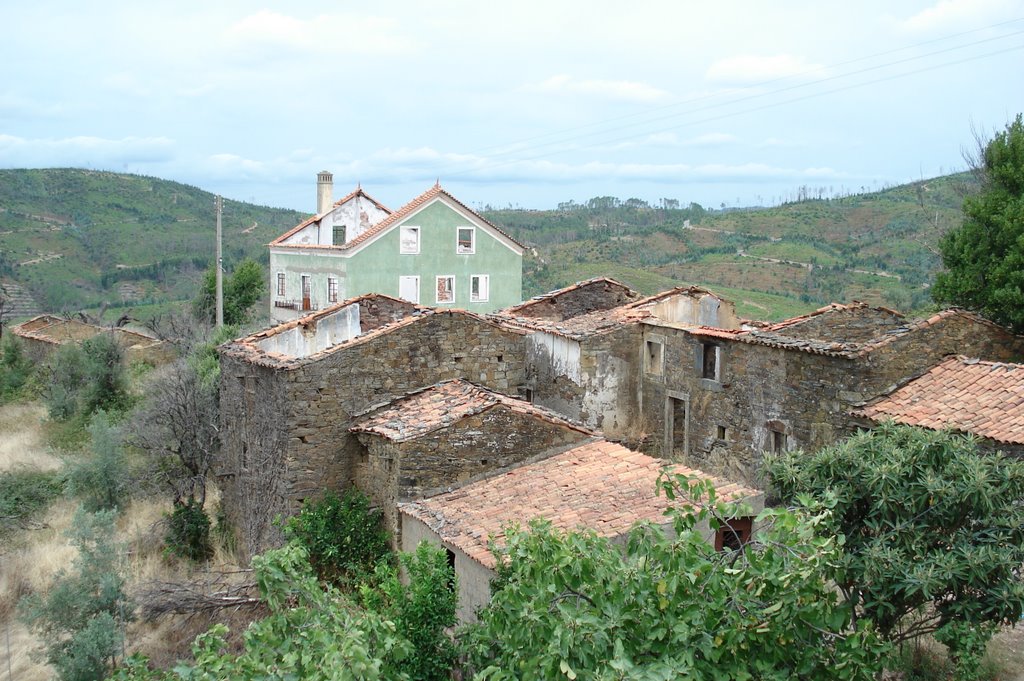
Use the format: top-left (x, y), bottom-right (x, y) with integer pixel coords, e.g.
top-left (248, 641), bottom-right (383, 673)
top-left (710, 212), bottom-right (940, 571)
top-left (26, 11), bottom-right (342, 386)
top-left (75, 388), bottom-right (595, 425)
top-left (327, 277), bottom-right (338, 304)
top-left (436, 275), bottom-right (455, 304)
top-left (701, 343), bottom-right (719, 381)
top-left (645, 340), bottom-right (664, 375)
top-left (276, 272), bottom-right (286, 297)
top-left (715, 516), bottom-right (753, 551)
top-left (301, 275), bottom-right (312, 311)
top-left (668, 396), bottom-right (688, 460)
top-left (400, 226), bottom-right (420, 254)
top-left (470, 274), bottom-right (489, 302)
top-left (768, 428), bottom-right (787, 453)
top-left (716, 425), bottom-right (727, 440)
top-left (445, 548), bottom-right (456, 591)
top-left (333, 224), bottom-right (346, 245)
top-left (457, 226), bottom-right (475, 254)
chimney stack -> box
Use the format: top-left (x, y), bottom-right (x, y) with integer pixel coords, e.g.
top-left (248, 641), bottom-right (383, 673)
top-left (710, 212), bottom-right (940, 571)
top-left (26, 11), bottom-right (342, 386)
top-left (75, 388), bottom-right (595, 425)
top-left (316, 170), bottom-right (333, 215)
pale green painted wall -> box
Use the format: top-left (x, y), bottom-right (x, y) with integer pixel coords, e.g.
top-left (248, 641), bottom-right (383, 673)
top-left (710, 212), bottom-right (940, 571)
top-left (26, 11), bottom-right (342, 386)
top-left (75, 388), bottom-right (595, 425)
top-left (269, 199), bottom-right (521, 319)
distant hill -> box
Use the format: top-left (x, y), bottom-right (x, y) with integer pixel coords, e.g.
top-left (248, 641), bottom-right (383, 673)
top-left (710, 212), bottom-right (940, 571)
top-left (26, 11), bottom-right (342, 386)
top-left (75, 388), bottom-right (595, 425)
top-left (485, 173), bottom-right (973, 320)
top-left (0, 168), bottom-right (306, 318)
top-left (0, 168), bottom-right (972, 324)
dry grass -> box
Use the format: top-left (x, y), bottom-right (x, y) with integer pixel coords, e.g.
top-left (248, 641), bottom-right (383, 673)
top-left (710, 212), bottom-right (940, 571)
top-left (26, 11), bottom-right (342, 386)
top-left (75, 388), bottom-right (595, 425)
top-left (0, 403), bottom-right (59, 472)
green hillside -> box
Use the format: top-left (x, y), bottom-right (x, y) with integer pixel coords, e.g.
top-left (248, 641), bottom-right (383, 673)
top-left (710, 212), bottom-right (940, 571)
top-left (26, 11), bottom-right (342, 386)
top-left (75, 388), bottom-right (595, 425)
top-left (485, 173), bottom-right (972, 320)
top-left (0, 168), bottom-right (971, 324)
top-left (0, 168), bottom-right (306, 316)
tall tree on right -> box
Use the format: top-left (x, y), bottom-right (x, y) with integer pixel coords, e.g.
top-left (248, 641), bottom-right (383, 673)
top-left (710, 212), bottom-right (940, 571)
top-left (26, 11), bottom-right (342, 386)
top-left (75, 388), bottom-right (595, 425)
top-left (933, 114), bottom-right (1024, 331)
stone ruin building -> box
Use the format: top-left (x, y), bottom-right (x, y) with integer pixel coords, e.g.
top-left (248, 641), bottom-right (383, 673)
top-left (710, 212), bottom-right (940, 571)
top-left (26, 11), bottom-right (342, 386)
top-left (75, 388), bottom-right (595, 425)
top-left (217, 277), bottom-right (1024, 606)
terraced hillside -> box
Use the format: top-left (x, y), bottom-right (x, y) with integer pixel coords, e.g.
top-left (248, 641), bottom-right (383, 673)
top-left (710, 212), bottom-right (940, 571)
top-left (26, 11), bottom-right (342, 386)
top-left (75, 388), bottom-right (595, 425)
top-left (0, 169), bottom-right (306, 317)
top-left (485, 173), bottom-right (972, 320)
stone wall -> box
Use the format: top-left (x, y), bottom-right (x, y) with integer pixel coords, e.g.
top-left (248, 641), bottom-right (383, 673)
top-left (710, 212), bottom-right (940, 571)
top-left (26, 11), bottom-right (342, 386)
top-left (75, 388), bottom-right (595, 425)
top-left (512, 280), bottom-right (638, 321)
top-left (640, 313), bottom-right (1024, 486)
top-left (219, 311), bottom-right (527, 557)
top-left (355, 405), bottom-right (592, 540)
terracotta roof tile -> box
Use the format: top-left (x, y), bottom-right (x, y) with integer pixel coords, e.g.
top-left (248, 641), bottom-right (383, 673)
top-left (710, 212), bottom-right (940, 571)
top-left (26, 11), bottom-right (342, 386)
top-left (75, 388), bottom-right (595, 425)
top-left (399, 441), bottom-right (761, 568)
top-left (350, 379), bottom-right (592, 441)
top-left (855, 355), bottom-right (1024, 445)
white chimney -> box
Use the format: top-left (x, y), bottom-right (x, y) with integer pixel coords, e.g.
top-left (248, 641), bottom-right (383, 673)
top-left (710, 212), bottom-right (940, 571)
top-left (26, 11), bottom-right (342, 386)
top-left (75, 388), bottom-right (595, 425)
top-left (316, 170), bottom-right (333, 215)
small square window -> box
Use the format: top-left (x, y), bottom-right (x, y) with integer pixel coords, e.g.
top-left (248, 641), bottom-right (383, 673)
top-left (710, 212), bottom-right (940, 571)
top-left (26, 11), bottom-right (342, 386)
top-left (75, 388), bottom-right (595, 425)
top-left (770, 430), bottom-right (787, 453)
top-left (716, 425), bottom-right (727, 440)
top-left (457, 227), bottom-right (475, 254)
top-left (436, 275), bottom-right (455, 304)
top-left (399, 276), bottom-right (420, 304)
top-left (645, 340), bottom-right (664, 375)
top-left (276, 272), bottom-right (286, 297)
top-left (327, 277), bottom-right (338, 303)
top-left (333, 224), bottom-right (346, 246)
top-left (701, 343), bottom-right (720, 381)
top-left (400, 226), bottom-right (420, 254)
top-left (470, 274), bottom-right (489, 302)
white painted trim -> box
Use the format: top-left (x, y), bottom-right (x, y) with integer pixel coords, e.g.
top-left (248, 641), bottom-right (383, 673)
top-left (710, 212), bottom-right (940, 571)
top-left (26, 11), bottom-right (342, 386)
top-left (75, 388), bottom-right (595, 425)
top-left (275, 271), bottom-right (286, 298)
top-left (399, 275), bottom-right (420, 304)
top-left (399, 225), bottom-right (421, 254)
top-left (470, 273), bottom-right (489, 302)
top-left (457, 226), bottom-right (476, 255)
top-left (435, 274), bottom-right (455, 305)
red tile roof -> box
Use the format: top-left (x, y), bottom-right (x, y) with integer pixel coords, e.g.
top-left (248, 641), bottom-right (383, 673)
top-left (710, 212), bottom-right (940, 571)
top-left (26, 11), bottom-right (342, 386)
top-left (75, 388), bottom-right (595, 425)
top-left (350, 379), bottom-right (592, 442)
top-left (400, 440), bottom-right (761, 568)
top-left (855, 356), bottom-right (1024, 445)
top-left (269, 186), bottom-right (391, 246)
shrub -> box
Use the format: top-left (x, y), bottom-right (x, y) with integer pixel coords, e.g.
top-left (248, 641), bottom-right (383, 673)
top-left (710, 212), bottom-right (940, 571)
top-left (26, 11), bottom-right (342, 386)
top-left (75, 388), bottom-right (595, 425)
top-left (19, 508), bottom-right (132, 681)
top-left (0, 334), bottom-right (34, 401)
top-left (44, 333), bottom-right (130, 422)
top-left (65, 412), bottom-right (129, 512)
top-left (284, 489), bottom-right (391, 586)
top-left (165, 500), bottom-right (213, 562)
top-left (0, 468), bottom-right (64, 534)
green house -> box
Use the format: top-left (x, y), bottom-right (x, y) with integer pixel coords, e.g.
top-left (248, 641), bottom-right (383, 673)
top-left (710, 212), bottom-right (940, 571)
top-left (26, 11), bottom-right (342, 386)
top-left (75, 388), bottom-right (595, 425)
top-left (268, 172), bottom-right (524, 322)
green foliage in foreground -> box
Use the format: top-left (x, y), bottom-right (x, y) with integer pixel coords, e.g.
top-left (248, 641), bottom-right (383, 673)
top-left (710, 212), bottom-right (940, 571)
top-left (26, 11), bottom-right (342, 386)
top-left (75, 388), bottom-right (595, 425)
top-left (193, 258), bottom-right (266, 326)
top-left (21, 508), bottom-right (132, 681)
top-left (0, 467), bottom-right (64, 534)
top-left (164, 500), bottom-right (213, 562)
top-left (0, 334), bottom-right (34, 401)
top-left (284, 489), bottom-right (391, 587)
top-left (765, 424), bottom-right (1024, 679)
top-left (65, 412), bottom-right (130, 513)
top-left (462, 475), bottom-right (887, 680)
top-left (934, 114), bottom-right (1024, 331)
top-left (44, 333), bottom-right (131, 422)
top-left (111, 542), bottom-right (457, 681)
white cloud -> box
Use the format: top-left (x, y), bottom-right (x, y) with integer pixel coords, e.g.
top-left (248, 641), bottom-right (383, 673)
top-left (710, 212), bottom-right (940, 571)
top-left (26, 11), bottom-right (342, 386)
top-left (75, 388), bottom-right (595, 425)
top-left (531, 74), bottom-right (669, 102)
top-left (899, 0), bottom-right (1018, 32)
top-left (705, 54), bottom-right (827, 86)
top-left (601, 131), bottom-right (739, 151)
top-left (224, 10), bottom-right (413, 56)
top-left (0, 134), bottom-right (175, 167)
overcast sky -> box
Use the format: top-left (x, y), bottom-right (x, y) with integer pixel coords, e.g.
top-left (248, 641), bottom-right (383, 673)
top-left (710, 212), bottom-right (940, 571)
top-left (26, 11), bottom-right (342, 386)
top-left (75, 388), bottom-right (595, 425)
top-left (1, 1), bottom-right (1021, 212)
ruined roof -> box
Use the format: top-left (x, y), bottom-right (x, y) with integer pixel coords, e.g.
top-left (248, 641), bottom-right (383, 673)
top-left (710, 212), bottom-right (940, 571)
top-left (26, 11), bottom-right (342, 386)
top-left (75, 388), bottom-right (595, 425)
top-left (350, 379), bottom-right (592, 442)
top-left (269, 186), bottom-right (391, 246)
top-left (689, 307), bottom-right (1015, 358)
top-left (399, 440), bottom-right (761, 568)
top-left (11, 314), bottom-right (163, 348)
top-left (271, 183), bottom-right (524, 252)
top-left (494, 285), bottom-right (723, 340)
top-left (500, 277), bottom-right (639, 316)
top-left (220, 300), bottom-right (525, 369)
top-left (855, 356), bottom-right (1024, 445)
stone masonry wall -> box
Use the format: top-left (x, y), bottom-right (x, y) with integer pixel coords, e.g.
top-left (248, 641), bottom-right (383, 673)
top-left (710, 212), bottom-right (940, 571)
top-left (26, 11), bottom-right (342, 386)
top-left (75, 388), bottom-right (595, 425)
top-left (356, 405), bottom-right (591, 540)
top-left (217, 353), bottom-right (293, 559)
top-left (221, 312), bottom-right (527, 556)
top-left (514, 280), bottom-right (638, 321)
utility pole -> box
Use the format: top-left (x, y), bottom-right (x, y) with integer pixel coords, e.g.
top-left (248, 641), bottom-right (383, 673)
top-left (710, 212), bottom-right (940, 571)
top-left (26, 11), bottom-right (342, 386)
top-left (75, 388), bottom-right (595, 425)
top-left (215, 195), bottom-right (224, 328)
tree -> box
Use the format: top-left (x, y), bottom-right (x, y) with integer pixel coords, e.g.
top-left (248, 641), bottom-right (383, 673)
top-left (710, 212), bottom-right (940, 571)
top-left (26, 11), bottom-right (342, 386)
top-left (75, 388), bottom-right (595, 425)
top-left (44, 333), bottom-right (130, 422)
top-left (933, 114), bottom-right (1024, 331)
top-left (66, 412), bottom-right (130, 513)
top-left (20, 508), bottom-right (132, 681)
top-left (193, 258), bottom-right (266, 326)
top-left (462, 475), bottom-right (887, 680)
top-left (764, 424), bottom-right (1024, 674)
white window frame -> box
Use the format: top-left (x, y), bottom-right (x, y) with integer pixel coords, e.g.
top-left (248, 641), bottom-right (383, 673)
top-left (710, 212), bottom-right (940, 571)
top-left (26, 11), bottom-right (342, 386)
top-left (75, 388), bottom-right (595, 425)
top-left (456, 226), bottom-right (475, 254)
top-left (276, 271), bottom-right (286, 297)
top-left (400, 226), bottom-right (420, 254)
top-left (470, 274), bottom-right (489, 303)
top-left (327, 276), bottom-right (338, 304)
top-left (399, 275), bottom-right (420, 304)
top-left (435, 275), bottom-right (455, 304)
